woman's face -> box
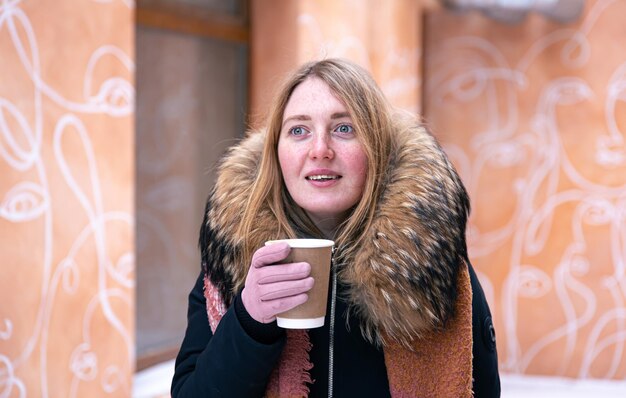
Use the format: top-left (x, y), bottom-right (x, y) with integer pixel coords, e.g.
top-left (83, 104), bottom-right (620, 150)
top-left (278, 77), bottom-right (368, 229)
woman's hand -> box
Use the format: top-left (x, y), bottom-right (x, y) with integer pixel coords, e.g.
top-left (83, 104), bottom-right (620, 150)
top-left (241, 242), bottom-right (314, 323)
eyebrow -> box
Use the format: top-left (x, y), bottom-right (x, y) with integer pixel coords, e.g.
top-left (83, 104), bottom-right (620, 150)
top-left (282, 112), bottom-right (351, 128)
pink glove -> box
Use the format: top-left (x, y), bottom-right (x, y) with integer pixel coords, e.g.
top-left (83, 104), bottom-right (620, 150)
top-left (241, 242), bottom-right (314, 323)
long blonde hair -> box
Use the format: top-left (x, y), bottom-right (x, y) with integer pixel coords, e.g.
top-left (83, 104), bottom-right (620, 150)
top-left (238, 59), bottom-right (395, 264)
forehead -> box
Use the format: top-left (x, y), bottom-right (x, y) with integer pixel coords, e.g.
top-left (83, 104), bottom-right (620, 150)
top-left (283, 77), bottom-right (348, 117)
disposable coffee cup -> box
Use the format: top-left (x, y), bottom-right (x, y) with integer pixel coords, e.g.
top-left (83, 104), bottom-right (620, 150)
top-left (265, 239), bottom-right (334, 329)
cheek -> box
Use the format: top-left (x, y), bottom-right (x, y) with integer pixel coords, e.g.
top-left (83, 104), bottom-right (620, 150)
top-left (347, 148), bottom-right (369, 191)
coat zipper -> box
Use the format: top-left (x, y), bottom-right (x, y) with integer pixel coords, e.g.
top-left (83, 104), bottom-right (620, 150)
top-left (328, 247), bottom-right (338, 398)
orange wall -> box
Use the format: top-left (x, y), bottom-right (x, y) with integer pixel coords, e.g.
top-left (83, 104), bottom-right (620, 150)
top-left (0, 1), bottom-right (134, 396)
top-left (250, 0), bottom-right (626, 380)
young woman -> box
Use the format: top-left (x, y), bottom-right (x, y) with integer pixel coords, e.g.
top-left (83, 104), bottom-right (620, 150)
top-left (171, 58), bottom-right (501, 397)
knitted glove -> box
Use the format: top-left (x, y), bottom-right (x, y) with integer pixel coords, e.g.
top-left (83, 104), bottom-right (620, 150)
top-left (241, 242), bottom-right (314, 324)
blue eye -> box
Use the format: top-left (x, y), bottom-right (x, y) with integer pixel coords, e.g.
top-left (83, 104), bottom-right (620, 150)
top-left (334, 124), bottom-right (354, 134)
top-left (289, 126), bottom-right (307, 136)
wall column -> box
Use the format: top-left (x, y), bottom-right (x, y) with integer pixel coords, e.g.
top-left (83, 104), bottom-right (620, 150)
top-left (0, 1), bottom-right (134, 395)
top-left (249, 0), bottom-right (429, 125)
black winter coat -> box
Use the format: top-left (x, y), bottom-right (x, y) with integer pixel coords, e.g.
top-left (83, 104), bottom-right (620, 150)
top-left (171, 260), bottom-right (500, 397)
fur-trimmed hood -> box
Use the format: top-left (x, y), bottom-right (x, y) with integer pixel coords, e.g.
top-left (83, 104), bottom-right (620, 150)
top-left (199, 119), bottom-right (470, 346)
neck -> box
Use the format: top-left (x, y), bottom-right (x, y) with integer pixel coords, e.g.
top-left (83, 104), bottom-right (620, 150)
top-left (307, 212), bottom-right (347, 240)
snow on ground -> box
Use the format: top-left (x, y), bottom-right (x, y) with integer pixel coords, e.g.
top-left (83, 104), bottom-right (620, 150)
top-left (133, 359), bottom-right (626, 398)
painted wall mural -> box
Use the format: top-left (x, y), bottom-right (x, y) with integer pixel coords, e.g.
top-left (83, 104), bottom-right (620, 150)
top-left (424, 0), bottom-right (626, 379)
top-left (0, 0), bottom-right (134, 396)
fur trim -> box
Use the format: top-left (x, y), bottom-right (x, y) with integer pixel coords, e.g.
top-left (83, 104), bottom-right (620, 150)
top-left (200, 122), bottom-right (470, 346)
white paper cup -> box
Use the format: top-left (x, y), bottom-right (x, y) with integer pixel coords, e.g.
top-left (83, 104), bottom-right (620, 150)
top-left (265, 239), bottom-right (334, 329)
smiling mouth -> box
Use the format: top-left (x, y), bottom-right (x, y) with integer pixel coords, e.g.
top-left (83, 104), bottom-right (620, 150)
top-left (305, 175), bottom-right (341, 181)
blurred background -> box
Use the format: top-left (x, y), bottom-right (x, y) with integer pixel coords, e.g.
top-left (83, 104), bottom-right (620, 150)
top-left (1, 0), bottom-right (626, 396)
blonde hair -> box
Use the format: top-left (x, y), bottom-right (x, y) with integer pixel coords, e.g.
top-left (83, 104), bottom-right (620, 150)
top-left (238, 59), bottom-right (395, 264)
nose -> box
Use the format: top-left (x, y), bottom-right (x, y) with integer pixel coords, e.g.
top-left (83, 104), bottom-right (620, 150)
top-left (308, 133), bottom-right (334, 160)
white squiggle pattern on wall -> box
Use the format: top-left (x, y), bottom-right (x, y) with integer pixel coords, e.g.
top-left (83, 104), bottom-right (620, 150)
top-left (427, 0), bottom-right (626, 379)
top-left (0, 0), bottom-right (133, 396)
top-left (0, 354), bottom-right (26, 398)
top-left (0, 181), bottom-right (47, 221)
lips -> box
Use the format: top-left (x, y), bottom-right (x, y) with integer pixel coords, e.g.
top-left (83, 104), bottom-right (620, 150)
top-left (305, 175), bottom-right (341, 181)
